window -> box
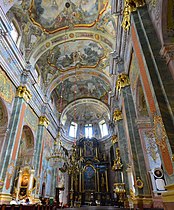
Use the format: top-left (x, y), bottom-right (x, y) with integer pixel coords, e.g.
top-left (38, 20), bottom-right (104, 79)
top-left (85, 124), bottom-right (93, 138)
top-left (35, 65), bottom-right (41, 85)
top-left (10, 20), bottom-right (21, 47)
top-left (69, 122), bottom-right (77, 138)
top-left (61, 114), bottom-right (67, 126)
top-left (99, 120), bottom-right (108, 137)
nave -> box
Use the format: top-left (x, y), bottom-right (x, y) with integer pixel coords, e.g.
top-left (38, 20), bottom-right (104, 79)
top-left (1, 0), bottom-right (174, 210)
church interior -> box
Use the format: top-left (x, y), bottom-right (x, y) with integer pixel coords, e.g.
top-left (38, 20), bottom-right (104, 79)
top-left (0, 0), bottom-right (174, 210)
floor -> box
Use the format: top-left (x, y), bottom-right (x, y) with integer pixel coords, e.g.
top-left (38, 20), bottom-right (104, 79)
top-left (63, 207), bottom-right (130, 210)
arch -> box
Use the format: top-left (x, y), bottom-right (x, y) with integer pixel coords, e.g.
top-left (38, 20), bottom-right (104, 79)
top-left (17, 125), bottom-right (35, 168)
top-left (46, 68), bottom-right (112, 100)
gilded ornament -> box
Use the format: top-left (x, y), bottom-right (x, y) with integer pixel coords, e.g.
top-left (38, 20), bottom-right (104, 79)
top-left (95, 34), bottom-right (100, 40)
top-left (122, 0), bottom-right (145, 30)
top-left (69, 33), bottom-right (75, 38)
top-left (148, 0), bottom-right (157, 7)
top-left (45, 42), bottom-right (51, 48)
top-left (111, 135), bottom-right (118, 144)
top-left (116, 73), bottom-right (130, 93)
top-left (113, 183), bottom-right (125, 202)
top-left (0, 180), bottom-right (4, 189)
top-left (39, 116), bottom-right (49, 128)
top-left (136, 177), bottom-right (144, 189)
top-left (153, 115), bottom-right (167, 151)
top-left (16, 86), bottom-right (32, 102)
top-left (129, 188), bottom-right (135, 199)
top-left (113, 109), bottom-right (122, 121)
top-left (112, 148), bottom-right (123, 170)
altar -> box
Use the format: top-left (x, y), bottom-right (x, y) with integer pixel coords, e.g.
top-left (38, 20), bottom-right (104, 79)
top-left (68, 137), bottom-right (111, 206)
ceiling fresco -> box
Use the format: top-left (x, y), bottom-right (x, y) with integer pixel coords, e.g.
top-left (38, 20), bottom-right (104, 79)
top-left (52, 74), bottom-right (110, 113)
top-left (47, 40), bottom-right (105, 71)
top-left (60, 99), bottom-right (110, 125)
top-left (8, 0), bottom-right (117, 140)
top-left (29, 0), bottom-right (108, 33)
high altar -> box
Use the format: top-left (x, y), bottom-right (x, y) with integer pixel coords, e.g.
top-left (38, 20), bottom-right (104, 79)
top-left (68, 137), bottom-right (110, 206)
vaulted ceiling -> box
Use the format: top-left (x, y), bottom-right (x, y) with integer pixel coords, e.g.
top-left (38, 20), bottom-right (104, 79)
top-left (9, 0), bottom-right (117, 138)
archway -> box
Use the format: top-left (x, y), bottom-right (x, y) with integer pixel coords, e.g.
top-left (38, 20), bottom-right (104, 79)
top-left (16, 125), bottom-right (35, 168)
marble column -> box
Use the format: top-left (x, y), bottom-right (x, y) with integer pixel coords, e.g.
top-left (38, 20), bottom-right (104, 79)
top-left (0, 86), bottom-right (31, 203)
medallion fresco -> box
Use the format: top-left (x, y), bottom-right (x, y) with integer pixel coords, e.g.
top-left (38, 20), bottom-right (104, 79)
top-left (47, 40), bottom-right (105, 71)
top-left (53, 74), bottom-right (110, 112)
top-left (29, 0), bottom-right (108, 33)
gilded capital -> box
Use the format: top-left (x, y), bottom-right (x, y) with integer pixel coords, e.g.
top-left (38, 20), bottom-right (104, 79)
top-left (16, 86), bottom-right (32, 102)
top-left (116, 73), bottom-right (130, 92)
top-left (122, 0), bottom-right (145, 30)
top-left (113, 109), bottom-right (122, 121)
top-left (39, 116), bottom-right (49, 128)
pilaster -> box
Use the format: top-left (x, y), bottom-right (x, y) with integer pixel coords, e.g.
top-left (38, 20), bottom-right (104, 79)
top-left (131, 5), bottom-right (174, 181)
top-left (113, 113), bottom-right (130, 195)
top-left (33, 116), bottom-right (49, 198)
top-left (122, 86), bottom-right (149, 193)
top-left (115, 73), bottom-right (152, 207)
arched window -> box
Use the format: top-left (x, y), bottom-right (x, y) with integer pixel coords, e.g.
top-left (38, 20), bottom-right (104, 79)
top-left (35, 64), bottom-right (41, 85)
top-left (99, 120), bottom-right (108, 137)
top-left (10, 20), bottom-right (21, 47)
top-left (85, 123), bottom-right (93, 138)
top-left (69, 122), bottom-right (77, 138)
